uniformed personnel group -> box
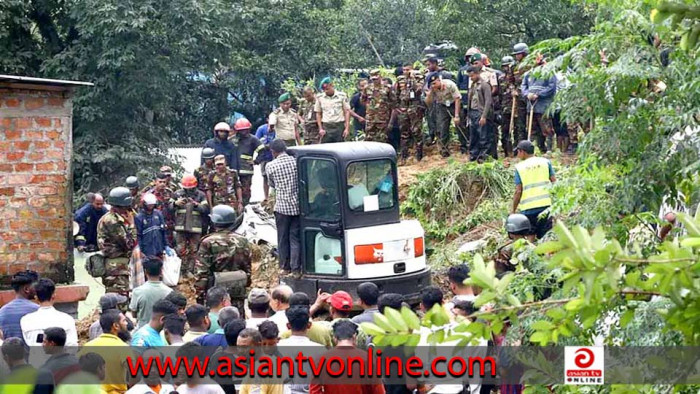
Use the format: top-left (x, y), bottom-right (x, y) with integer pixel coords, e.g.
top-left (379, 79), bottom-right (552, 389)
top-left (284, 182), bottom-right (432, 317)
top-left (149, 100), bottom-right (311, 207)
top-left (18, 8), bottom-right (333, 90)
top-left (0, 42), bottom-right (579, 394)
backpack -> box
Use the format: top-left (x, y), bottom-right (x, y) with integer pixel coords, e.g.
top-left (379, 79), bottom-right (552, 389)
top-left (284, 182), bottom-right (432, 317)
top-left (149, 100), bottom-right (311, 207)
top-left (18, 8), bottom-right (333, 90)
top-left (85, 252), bottom-right (106, 278)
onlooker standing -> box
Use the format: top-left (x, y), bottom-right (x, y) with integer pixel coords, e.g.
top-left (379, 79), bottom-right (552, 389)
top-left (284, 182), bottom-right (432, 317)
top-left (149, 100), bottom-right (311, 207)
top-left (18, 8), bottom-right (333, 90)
top-left (88, 293), bottom-right (132, 341)
top-left (351, 282), bottom-right (380, 324)
top-left (74, 193), bottom-right (107, 252)
top-left (265, 140), bottom-right (301, 277)
top-left (182, 305), bottom-right (210, 343)
top-left (205, 287), bottom-right (231, 334)
top-left (424, 73), bottom-right (461, 158)
top-left (134, 193), bottom-right (167, 259)
top-left (35, 327), bottom-right (80, 392)
top-left (129, 257), bottom-right (173, 329)
top-left (269, 93), bottom-right (301, 146)
top-left (163, 314), bottom-right (186, 346)
top-left (130, 300), bottom-right (178, 347)
top-left (466, 65), bottom-right (495, 162)
top-left (194, 309), bottom-right (242, 355)
top-left (245, 289), bottom-right (271, 329)
top-left (349, 79), bottom-right (368, 139)
top-left (269, 285), bottom-right (292, 334)
top-left (0, 271), bottom-right (39, 344)
top-left (315, 77), bottom-right (351, 143)
top-left (20, 279), bottom-right (78, 366)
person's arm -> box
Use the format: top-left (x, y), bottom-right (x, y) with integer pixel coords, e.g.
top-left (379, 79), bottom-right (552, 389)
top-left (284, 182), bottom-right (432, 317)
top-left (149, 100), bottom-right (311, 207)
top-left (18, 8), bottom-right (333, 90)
top-left (481, 83), bottom-right (493, 123)
top-left (74, 208), bottom-right (88, 249)
top-left (343, 97), bottom-right (351, 138)
top-left (425, 88), bottom-right (434, 105)
top-left (206, 173), bottom-right (214, 208)
top-left (129, 290), bottom-right (139, 316)
top-left (512, 184), bottom-right (523, 214)
top-left (453, 96), bottom-right (461, 126)
top-left (521, 74), bottom-right (530, 99)
top-left (548, 161), bottom-right (556, 183)
top-left (316, 111), bottom-right (325, 137)
top-left (158, 211), bottom-right (167, 254)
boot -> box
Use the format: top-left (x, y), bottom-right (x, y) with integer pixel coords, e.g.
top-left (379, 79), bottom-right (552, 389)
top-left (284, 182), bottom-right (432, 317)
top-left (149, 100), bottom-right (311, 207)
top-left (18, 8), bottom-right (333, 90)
top-left (415, 146), bottom-right (423, 162)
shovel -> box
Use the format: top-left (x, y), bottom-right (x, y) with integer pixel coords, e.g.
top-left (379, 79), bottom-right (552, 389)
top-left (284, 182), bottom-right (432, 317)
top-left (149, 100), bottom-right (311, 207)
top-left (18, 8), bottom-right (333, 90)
top-left (527, 100), bottom-right (536, 140)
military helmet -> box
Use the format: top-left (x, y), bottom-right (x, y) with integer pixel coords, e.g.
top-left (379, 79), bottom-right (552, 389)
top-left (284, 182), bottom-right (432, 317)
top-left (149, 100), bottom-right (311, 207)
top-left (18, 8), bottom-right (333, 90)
top-left (506, 214), bottom-right (532, 235)
top-left (202, 147), bottom-right (216, 160)
top-left (501, 56), bottom-right (516, 67)
top-left (512, 43), bottom-right (529, 56)
top-left (125, 176), bottom-right (139, 189)
top-left (210, 204), bottom-right (239, 225)
top-left (108, 187), bottom-right (133, 207)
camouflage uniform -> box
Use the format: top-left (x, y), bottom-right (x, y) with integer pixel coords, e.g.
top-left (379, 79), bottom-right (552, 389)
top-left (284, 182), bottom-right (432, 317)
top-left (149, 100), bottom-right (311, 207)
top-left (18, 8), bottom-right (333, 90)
top-left (364, 83), bottom-right (396, 142)
top-left (147, 187), bottom-right (175, 247)
top-left (498, 69), bottom-right (526, 156)
top-left (298, 97), bottom-right (320, 144)
top-left (396, 75), bottom-right (425, 161)
top-left (207, 169), bottom-right (242, 213)
top-left (97, 211), bottom-right (135, 296)
top-left (195, 230), bottom-right (252, 312)
top-left (194, 163), bottom-right (215, 194)
top-left (171, 188), bottom-right (209, 272)
top-left (129, 191), bottom-right (143, 213)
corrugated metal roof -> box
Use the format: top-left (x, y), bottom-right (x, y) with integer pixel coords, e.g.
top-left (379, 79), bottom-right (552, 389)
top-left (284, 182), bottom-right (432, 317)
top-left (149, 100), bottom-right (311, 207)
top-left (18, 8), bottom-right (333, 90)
top-left (0, 74), bottom-right (94, 87)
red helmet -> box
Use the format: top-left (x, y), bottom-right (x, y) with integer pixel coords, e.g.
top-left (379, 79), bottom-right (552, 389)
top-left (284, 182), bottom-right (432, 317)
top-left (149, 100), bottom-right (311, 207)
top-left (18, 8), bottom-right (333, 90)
top-left (234, 118), bottom-right (252, 131)
top-left (180, 174), bottom-right (197, 189)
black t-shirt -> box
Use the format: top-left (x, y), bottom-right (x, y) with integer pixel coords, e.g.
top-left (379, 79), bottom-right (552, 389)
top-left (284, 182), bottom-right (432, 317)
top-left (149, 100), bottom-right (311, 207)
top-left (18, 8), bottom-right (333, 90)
top-left (350, 92), bottom-right (367, 130)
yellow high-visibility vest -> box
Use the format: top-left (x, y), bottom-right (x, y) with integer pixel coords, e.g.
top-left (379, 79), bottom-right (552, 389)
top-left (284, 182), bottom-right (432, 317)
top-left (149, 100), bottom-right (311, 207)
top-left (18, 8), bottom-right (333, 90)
top-left (516, 156), bottom-right (552, 211)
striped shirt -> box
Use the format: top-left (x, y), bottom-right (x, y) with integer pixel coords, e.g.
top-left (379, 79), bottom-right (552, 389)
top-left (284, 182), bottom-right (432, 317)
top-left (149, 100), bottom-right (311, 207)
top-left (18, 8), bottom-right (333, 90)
top-left (266, 153), bottom-right (300, 216)
top-left (0, 298), bottom-right (38, 344)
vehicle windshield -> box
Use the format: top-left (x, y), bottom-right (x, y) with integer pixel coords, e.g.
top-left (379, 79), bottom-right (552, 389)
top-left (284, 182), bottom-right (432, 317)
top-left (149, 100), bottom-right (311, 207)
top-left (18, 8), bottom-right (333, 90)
top-left (346, 159), bottom-right (396, 212)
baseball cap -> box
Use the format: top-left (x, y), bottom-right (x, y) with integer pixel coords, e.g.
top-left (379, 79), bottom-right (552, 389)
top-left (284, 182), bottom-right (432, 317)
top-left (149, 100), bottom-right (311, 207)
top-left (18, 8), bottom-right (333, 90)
top-left (248, 288), bottom-right (271, 304)
top-left (329, 291), bottom-right (353, 311)
top-left (159, 166), bottom-right (173, 175)
top-left (514, 140), bottom-right (535, 154)
top-left (214, 155), bottom-right (226, 165)
top-left (99, 293), bottom-right (128, 311)
top-left (427, 73), bottom-right (441, 87)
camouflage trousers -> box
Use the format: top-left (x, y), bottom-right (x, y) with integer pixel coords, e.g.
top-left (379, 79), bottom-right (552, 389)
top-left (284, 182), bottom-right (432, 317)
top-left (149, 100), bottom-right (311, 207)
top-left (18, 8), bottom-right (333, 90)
top-left (103, 257), bottom-right (130, 297)
top-left (529, 112), bottom-right (554, 153)
top-left (397, 109), bottom-right (423, 158)
top-left (240, 174), bottom-right (253, 206)
top-left (175, 232), bottom-right (201, 273)
top-left (365, 120), bottom-right (388, 143)
top-left (304, 123), bottom-right (320, 145)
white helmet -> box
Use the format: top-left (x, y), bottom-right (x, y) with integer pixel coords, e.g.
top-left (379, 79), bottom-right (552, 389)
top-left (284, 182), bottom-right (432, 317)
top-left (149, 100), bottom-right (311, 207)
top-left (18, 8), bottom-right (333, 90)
top-left (214, 122), bottom-right (230, 131)
top-left (465, 47), bottom-right (480, 57)
top-left (142, 193), bottom-right (158, 206)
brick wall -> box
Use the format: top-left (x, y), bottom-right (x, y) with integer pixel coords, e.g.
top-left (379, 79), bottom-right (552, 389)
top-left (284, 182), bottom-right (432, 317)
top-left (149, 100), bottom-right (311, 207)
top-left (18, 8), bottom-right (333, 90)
top-left (0, 85), bottom-right (74, 286)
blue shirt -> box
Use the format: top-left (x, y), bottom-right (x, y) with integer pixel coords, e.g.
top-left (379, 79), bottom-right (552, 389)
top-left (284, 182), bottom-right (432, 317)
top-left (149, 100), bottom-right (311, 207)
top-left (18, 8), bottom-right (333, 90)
top-left (134, 209), bottom-right (167, 257)
top-left (0, 298), bottom-right (39, 343)
top-left (255, 124), bottom-right (269, 139)
top-left (131, 325), bottom-right (166, 347)
top-left (74, 203), bottom-right (108, 247)
top-left (194, 330), bottom-right (228, 357)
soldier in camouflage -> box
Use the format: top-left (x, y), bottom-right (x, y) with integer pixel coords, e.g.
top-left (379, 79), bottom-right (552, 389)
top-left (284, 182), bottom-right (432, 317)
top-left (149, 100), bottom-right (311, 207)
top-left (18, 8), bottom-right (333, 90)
top-left (172, 174), bottom-right (209, 272)
top-left (146, 173), bottom-right (175, 247)
top-left (498, 56), bottom-right (524, 158)
top-left (364, 69), bottom-right (396, 143)
top-left (395, 72), bottom-right (425, 164)
top-left (126, 176), bottom-right (142, 213)
top-left (207, 154), bottom-right (243, 214)
top-left (298, 87), bottom-right (320, 144)
top-left (194, 148), bottom-right (216, 194)
top-left (97, 187), bottom-right (136, 297)
top-left (195, 205), bottom-right (252, 312)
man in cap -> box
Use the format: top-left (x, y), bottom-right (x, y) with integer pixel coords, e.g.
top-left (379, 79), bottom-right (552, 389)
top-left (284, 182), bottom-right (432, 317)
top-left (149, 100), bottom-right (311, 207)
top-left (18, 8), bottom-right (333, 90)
top-left (126, 176), bottom-right (142, 212)
top-left (396, 72), bottom-right (425, 163)
top-left (160, 166), bottom-right (178, 190)
top-left (521, 54), bottom-right (557, 153)
top-left (270, 92), bottom-right (301, 146)
top-left (207, 154), bottom-right (243, 214)
top-left (314, 77), bottom-right (351, 143)
top-left (467, 65), bottom-right (495, 162)
top-left (498, 56), bottom-right (524, 158)
top-left (97, 187), bottom-right (136, 297)
top-left (349, 78), bottom-right (369, 140)
top-left (364, 69), bottom-right (396, 143)
top-left (233, 118), bottom-right (262, 206)
top-left (135, 192), bottom-right (167, 259)
top-left (512, 42), bottom-right (532, 148)
top-left (195, 205), bottom-right (252, 310)
top-left (172, 174), bottom-right (209, 271)
top-left (74, 193), bottom-right (107, 252)
top-left (298, 87), bottom-right (320, 144)
top-left (146, 172), bottom-right (175, 247)
top-left (88, 293), bottom-right (134, 340)
top-left (455, 47), bottom-right (482, 154)
top-left (425, 73), bottom-right (461, 157)
top-left (194, 148), bottom-right (216, 194)
top-left (512, 140), bottom-right (555, 239)
top-left (203, 122), bottom-right (240, 171)
top-left (246, 288), bottom-right (271, 329)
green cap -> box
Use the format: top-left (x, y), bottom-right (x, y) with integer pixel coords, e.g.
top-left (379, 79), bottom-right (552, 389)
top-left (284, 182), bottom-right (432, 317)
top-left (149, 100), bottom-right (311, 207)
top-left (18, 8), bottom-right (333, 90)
top-left (319, 77), bottom-right (332, 90)
top-left (278, 92), bottom-right (291, 103)
top-left (470, 53), bottom-right (484, 62)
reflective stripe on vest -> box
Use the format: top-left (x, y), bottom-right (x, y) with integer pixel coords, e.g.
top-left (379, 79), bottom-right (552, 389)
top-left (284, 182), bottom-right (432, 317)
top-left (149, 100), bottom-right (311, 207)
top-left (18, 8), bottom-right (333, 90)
top-left (240, 154), bottom-right (253, 160)
top-left (239, 170), bottom-right (254, 175)
top-left (515, 156), bottom-right (552, 211)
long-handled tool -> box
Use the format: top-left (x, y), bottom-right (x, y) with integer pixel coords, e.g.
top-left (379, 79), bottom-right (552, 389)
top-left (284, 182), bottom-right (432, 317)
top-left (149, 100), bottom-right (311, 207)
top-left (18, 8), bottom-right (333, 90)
top-left (509, 97), bottom-right (516, 142)
top-left (527, 100), bottom-right (536, 140)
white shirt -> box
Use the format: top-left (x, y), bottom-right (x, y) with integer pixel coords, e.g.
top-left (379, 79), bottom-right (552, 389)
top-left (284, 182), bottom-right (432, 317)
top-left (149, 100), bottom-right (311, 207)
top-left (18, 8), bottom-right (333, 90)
top-left (278, 335), bottom-right (323, 347)
top-left (245, 317), bottom-right (269, 329)
top-left (269, 310), bottom-right (288, 335)
top-left (21, 306), bottom-right (79, 367)
top-left (177, 378), bottom-right (226, 394)
top-left (126, 382), bottom-right (175, 394)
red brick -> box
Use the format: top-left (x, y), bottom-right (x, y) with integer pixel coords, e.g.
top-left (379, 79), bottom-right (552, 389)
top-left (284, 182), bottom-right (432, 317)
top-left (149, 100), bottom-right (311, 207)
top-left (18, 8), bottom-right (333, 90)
top-left (47, 240), bottom-right (63, 250)
top-left (48, 219), bottom-right (65, 228)
top-left (54, 141), bottom-right (66, 150)
top-left (0, 188), bottom-right (13, 196)
top-left (35, 162), bottom-right (53, 171)
top-left (13, 163), bottom-right (33, 172)
top-left (47, 98), bottom-right (64, 107)
top-left (1, 118), bottom-right (12, 128)
top-left (5, 98), bottom-right (20, 107)
top-left (34, 141), bottom-right (51, 149)
top-left (12, 141), bottom-right (31, 150)
top-left (9, 198), bottom-right (26, 209)
top-left (18, 209), bottom-right (32, 220)
top-left (0, 142), bottom-right (10, 151)
top-left (35, 118), bottom-right (52, 127)
top-left (25, 130), bottom-right (43, 139)
top-left (0, 164), bottom-right (12, 172)
top-left (30, 175), bottom-right (46, 183)
top-left (25, 98), bottom-right (45, 110)
top-left (17, 118), bottom-right (32, 129)
top-left (6, 152), bottom-right (24, 161)
top-left (38, 186), bottom-right (58, 195)
top-left (28, 197), bottom-right (47, 207)
top-left (45, 175), bottom-right (65, 182)
top-left (4, 130), bottom-right (21, 139)
top-left (9, 221), bottom-right (22, 230)
top-left (40, 230), bottom-right (57, 239)
top-left (29, 152), bottom-right (45, 161)
top-left (0, 200), bottom-right (6, 208)
top-left (9, 263), bottom-right (29, 274)
top-left (46, 150), bottom-right (63, 160)
top-left (55, 161), bottom-right (66, 171)
top-left (8, 174), bottom-right (30, 184)
top-left (0, 210), bottom-right (15, 220)
top-left (46, 130), bottom-right (61, 139)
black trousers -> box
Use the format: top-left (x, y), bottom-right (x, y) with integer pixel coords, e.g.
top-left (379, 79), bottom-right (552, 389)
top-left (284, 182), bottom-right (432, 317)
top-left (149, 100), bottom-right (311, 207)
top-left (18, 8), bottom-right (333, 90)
top-left (275, 212), bottom-right (301, 272)
top-left (522, 207), bottom-right (553, 240)
top-left (468, 109), bottom-right (495, 160)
